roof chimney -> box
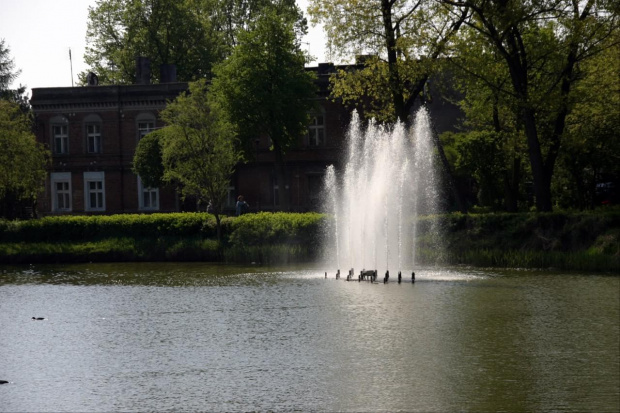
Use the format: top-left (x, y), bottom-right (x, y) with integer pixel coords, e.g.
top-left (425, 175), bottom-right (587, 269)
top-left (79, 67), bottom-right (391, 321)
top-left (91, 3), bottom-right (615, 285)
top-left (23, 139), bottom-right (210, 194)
top-left (136, 57), bottom-right (151, 84)
top-left (160, 64), bottom-right (177, 83)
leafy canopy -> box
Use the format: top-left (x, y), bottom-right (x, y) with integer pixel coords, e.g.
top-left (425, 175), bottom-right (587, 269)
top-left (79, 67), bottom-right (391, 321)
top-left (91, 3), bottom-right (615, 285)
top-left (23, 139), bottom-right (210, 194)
top-left (0, 100), bottom-right (50, 217)
top-left (211, 6), bottom-right (317, 155)
top-left (133, 79), bottom-right (240, 240)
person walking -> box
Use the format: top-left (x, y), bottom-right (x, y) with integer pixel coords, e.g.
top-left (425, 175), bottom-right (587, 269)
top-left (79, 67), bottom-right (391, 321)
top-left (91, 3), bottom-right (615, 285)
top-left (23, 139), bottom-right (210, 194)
top-left (236, 195), bottom-right (249, 216)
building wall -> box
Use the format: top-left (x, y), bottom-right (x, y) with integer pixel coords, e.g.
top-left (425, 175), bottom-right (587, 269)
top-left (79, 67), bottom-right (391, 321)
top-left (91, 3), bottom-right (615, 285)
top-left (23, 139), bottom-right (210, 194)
top-left (32, 83), bottom-right (188, 215)
top-left (31, 64), bottom-right (461, 216)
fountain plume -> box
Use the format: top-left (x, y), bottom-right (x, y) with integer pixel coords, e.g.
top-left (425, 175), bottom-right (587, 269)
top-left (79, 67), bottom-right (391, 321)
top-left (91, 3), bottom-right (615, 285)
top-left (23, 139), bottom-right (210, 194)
top-left (322, 108), bottom-right (440, 274)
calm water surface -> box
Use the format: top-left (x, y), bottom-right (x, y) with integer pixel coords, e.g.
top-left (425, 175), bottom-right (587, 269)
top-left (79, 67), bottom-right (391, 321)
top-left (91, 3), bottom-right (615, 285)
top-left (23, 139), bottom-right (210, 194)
top-left (0, 263), bottom-right (618, 412)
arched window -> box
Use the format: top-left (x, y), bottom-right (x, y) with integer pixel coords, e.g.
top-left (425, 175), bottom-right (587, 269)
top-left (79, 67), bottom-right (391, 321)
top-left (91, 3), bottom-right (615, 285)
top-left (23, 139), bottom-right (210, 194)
top-left (306, 109), bottom-right (326, 146)
top-left (83, 114), bottom-right (103, 154)
top-left (136, 112), bottom-right (156, 141)
top-left (50, 115), bottom-right (69, 155)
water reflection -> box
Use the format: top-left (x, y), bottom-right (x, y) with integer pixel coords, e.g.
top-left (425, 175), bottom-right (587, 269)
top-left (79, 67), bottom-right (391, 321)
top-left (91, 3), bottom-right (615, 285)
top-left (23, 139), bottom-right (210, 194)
top-left (0, 264), bottom-right (618, 412)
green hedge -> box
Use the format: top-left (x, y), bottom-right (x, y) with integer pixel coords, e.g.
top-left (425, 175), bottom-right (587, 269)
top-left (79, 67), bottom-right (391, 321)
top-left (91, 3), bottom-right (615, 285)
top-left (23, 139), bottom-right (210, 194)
top-left (225, 212), bottom-right (325, 263)
top-left (0, 212), bottom-right (325, 264)
top-left (0, 213), bottom-right (232, 242)
top-left (0, 210), bottom-right (618, 270)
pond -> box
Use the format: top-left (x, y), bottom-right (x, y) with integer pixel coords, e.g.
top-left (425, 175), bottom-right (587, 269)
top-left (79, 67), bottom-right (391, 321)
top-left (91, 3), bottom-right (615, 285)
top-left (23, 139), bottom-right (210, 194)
top-left (0, 263), bottom-right (618, 412)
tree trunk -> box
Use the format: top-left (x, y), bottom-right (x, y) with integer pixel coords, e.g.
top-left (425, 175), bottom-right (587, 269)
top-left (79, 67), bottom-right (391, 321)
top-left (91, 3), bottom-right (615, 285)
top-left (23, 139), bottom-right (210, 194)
top-left (381, 0), bottom-right (405, 122)
top-left (522, 109), bottom-right (553, 211)
top-left (503, 157), bottom-right (520, 212)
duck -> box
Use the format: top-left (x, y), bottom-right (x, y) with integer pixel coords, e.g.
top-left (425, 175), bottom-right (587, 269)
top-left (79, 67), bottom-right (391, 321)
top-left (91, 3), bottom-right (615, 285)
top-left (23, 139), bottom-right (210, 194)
top-left (32, 317), bottom-right (45, 320)
top-left (0, 380), bottom-right (8, 384)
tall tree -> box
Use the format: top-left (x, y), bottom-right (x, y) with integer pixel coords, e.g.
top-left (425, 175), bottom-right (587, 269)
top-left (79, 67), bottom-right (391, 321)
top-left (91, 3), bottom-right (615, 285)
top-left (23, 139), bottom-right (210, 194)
top-left (82, 0), bottom-right (225, 84)
top-left (447, 27), bottom-right (526, 211)
top-left (308, 0), bottom-right (467, 123)
top-left (82, 0), bottom-right (306, 85)
top-left (0, 39), bottom-right (28, 110)
top-left (210, 0), bottom-right (307, 49)
top-left (442, 0), bottom-right (619, 211)
top-left (555, 34), bottom-right (620, 209)
top-left (133, 79), bottom-right (240, 242)
top-left (308, 0), bottom-right (469, 213)
top-left (0, 101), bottom-right (49, 219)
top-left (211, 6), bottom-right (317, 210)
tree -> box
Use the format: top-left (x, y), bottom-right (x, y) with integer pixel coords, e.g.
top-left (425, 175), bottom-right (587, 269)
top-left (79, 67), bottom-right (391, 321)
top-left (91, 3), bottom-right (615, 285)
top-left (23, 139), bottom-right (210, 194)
top-left (555, 34), bottom-right (620, 209)
top-left (210, 0), bottom-right (307, 49)
top-left (308, 0), bottom-right (467, 123)
top-left (211, 6), bottom-right (317, 210)
top-left (0, 101), bottom-right (50, 219)
top-left (133, 79), bottom-right (240, 242)
top-left (308, 0), bottom-right (469, 212)
top-left (82, 0), bottom-right (226, 84)
top-left (132, 130), bottom-right (164, 188)
top-left (82, 0), bottom-right (306, 85)
top-left (0, 39), bottom-right (28, 111)
top-left (447, 28), bottom-right (527, 211)
top-left (442, 0), bottom-right (620, 211)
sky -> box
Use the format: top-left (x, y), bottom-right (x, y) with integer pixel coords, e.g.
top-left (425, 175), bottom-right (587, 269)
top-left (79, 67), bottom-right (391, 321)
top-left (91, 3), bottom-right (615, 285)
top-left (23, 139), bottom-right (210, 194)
top-left (0, 0), bottom-right (328, 97)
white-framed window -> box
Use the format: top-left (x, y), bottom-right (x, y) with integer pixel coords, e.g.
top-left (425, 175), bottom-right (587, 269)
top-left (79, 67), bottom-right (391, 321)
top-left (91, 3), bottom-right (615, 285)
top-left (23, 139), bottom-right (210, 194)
top-left (307, 112), bottom-right (325, 146)
top-left (138, 177), bottom-right (159, 210)
top-left (137, 113), bottom-right (156, 141)
top-left (50, 172), bottom-right (72, 212)
top-left (52, 124), bottom-right (69, 154)
top-left (84, 171), bottom-right (105, 211)
top-left (138, 121), bottom-right (155, 139)
top-left (86, 124), bottom-right (102, 153)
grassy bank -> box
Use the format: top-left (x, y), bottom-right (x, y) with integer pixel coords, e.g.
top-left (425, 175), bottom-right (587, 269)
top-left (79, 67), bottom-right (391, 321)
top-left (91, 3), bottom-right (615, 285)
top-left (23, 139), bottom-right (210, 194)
top-left (415, 211), bottom-right (620, 272)
top-left (0, 212), bottom-right (324, 265)
top-left (0, 210), bottom-right (618, 272)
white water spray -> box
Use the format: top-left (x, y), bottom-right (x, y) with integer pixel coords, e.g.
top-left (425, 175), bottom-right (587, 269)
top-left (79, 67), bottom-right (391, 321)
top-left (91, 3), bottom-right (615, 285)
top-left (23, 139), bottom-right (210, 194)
top-left (322, 108), bottom-right (440, 274)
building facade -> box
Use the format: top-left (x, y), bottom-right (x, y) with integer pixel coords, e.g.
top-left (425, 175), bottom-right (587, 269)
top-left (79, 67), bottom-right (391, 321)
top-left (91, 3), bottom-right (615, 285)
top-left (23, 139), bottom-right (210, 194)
top-left (31, 82), bottom-right (189, 215)
top-left (31, 62), bottom-right (460, 216)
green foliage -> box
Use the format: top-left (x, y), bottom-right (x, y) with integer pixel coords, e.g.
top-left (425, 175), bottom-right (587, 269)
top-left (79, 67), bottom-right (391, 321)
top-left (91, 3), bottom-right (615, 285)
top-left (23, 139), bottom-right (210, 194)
top-left (0, 212), bottom-right (324, 264)
top-left (211, 7), bottom-right (317, 209)
top-left (82, 0), bottom-right (226, 84)
top-left (554, 37), bottom-right (620, 209)
top-left (0, 213), bottom-right (222, 243)
top-left (158, 79), bottom-right (240, 214)
top-left (132, 130), bottom-right (164, 188)
top-left (228, 212), bottom-right (324, 246)
top-left (0, 101), bottom-right (50, 219)
top-left (81, 0), bottom-right (306, 85)
top-left (0, 39), bottom-right (28, 108)
top-left (226, 212), bottom-right (324, 263)
top-left (309, 0), bottom-right (464, 123)
top-left (133, 79), bottom-right (241, 242)
top-left (444, 0), bottom-right (619, 211)
top-left (1, 211), bottom-right (618, 270)
top-left (442, 129), bottom-right (527, 210)
top-left (211, 7), bottom-right (317, 156)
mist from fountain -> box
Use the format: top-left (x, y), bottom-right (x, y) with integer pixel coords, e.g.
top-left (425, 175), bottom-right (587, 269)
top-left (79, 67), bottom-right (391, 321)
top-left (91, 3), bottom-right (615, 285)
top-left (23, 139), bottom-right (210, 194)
top-left (322, 108), bottom-right (440, 275)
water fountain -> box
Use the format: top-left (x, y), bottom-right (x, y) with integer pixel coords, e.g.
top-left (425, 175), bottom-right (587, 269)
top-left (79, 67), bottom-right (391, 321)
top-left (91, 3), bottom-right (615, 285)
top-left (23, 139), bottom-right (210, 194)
top-left (322, 108), bottom-right (441, 279)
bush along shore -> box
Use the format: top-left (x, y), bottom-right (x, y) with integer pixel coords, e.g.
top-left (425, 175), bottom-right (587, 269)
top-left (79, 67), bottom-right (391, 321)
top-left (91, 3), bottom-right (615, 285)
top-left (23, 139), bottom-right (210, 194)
top-left (0, 210), bottom-right (618, 272)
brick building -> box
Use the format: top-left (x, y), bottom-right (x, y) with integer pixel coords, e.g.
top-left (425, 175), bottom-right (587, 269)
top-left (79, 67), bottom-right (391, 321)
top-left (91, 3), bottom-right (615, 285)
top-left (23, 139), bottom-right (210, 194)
top-left (31, 62), bottom-right (460, 216)
top-left (31, 80), bottom-right (188, 215)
